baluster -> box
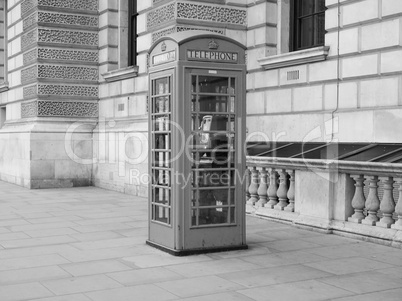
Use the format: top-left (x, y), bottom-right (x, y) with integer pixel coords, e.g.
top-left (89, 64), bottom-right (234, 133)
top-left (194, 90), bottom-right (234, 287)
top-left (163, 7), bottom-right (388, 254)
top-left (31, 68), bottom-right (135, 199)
top-left (267, 168), bottom-right (279, 209)
top-left (257, 167), bottom-right (268, 207)
top-left (348, 174), bottom-right (366, 223)
top-left (245, 167), bottom-right (251, 203)
top-left (247, 166), bottom-right (259, 206)
top-left (285, 170), bottom-right (295, 212)
top-left (274, 169), bottom-right (289, 210)
top-left (362, 175), bottom-right (380, 226)
top-left (392, 178), bottom-right (402, 230)
top-left (377, 176), bottom-right (396, 228)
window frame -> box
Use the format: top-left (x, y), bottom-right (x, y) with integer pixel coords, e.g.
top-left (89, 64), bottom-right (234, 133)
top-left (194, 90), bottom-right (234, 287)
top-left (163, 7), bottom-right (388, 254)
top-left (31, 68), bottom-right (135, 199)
top-left (290, 0), bottom-right (326, 52)
top-left (128, 0), bottom-right (138, 66)
top-left (0, 106), bottom-right (6, 128)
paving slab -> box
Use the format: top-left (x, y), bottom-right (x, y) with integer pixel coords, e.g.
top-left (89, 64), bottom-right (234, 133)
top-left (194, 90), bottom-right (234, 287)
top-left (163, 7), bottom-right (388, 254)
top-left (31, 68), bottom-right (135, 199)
top-left (0, 180), bottom-right (401, 300)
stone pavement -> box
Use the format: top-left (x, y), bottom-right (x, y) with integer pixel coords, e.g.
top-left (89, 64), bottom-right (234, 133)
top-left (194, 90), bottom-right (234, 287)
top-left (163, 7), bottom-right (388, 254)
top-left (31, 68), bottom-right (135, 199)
top-left (0, 180), bottom-right (401, 301)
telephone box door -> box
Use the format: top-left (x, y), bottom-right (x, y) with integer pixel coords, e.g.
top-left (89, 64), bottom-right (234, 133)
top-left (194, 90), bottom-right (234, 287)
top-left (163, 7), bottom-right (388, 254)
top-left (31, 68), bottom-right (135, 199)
top-left (183, 68), bottom-right (246, 249)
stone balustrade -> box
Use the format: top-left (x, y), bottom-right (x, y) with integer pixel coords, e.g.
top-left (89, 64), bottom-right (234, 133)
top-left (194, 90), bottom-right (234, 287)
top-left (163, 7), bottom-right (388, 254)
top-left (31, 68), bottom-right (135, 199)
top-left (348, 175), bottom-right (402, 230)
top-left (246, 156), bottom-right (402, 248)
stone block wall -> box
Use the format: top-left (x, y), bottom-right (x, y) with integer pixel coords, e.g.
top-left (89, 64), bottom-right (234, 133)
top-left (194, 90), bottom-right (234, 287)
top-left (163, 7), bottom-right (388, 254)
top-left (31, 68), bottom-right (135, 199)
top-left (246, 0), bottom-right (402, 144)
top-left (0, 0), bottom-right (99, 188)
top-left (94, 0), bottom-right (248, 195)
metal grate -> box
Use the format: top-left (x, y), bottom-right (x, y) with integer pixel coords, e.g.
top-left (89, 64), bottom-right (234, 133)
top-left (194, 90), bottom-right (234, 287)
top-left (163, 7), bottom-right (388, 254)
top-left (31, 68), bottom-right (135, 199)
top-left (287, 70), bottom-right (300, 80)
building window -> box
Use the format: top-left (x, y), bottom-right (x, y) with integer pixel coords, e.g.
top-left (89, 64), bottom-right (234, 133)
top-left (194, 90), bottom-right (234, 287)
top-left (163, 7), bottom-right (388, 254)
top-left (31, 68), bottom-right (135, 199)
top-left (0, 106), bottom-right (5, 128)
top-left (0, 0), bottom-right (6, 83)
top-left (128, 0), bottom-right (137, 66)
top-left (290, 0), bottom-right (326, 51)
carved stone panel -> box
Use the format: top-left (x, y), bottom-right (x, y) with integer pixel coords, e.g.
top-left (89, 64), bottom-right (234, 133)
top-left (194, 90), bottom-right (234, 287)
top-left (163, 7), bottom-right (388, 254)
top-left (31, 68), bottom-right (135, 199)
top-left (147, 3), bottom-right (175, 29)
top-left (23, 85), bottom-right (37, 99)
top-left (23, 48), bottom-right (38, 65)
top-left (37, 65), bottom-right (98, 81)
top-left (152, 27), bottom-right (176, 43)
top-left (37, 100), bottom-right (98, 117)
top-left (21, 101), bottom-right (38, 118)
top-left (24, 11), bottom-right (99, 30)
top-left (37, 29), bottom-right (98, 46)
top-left (21, 66), bottom-right (38, 84)
top-left (22, 0), bottom-right (98, 17)
top-left (23, 12), bottom-right (37, 30)
top-left (176, 2), bottom-right (247, 25)
top-left (147, 1), bottom-right (247, 30)
top-left (21, 100), bottom-right (99, 118)
top-left (21, 29), bottom-right (37, 50)
top-left (152, 25), bottom-right (225, 43)
top-left (39, 0), bottom-right (97, 11)
top-left (37, 48), bottom-right (99, 62)
top-left (21, 0), bottom-right (37, 17)
top-left (176, 25), bottom-right (224, 34)
top-left (37, 84), bottom-right (98, 98)
top-left (38, 12), bottom-right (99, 27)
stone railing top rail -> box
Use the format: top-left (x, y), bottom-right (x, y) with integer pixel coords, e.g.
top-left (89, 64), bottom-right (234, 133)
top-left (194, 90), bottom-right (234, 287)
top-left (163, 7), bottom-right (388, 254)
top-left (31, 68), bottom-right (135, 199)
top-left (246, 156), bottom-right (402, 177)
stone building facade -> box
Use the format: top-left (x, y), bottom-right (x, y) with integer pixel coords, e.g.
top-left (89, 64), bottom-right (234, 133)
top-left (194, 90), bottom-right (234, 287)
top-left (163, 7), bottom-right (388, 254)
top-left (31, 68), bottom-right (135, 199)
top-left (0, 0), bottom-right (401, 195)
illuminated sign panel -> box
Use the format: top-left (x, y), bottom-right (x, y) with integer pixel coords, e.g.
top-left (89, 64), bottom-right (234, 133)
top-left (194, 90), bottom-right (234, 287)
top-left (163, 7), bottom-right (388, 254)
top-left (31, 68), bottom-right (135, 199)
top-left (187, 50), bottom-right (238, 63)
top-left (152, 50), bottom-right (176, 65)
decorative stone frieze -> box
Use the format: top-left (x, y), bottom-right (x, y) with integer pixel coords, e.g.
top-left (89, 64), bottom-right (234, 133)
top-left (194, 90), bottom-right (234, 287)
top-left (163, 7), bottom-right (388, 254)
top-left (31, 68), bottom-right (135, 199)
top-left (21, 29), bottom-right (37, 50)
top-left (37, 48), bottom-right (98, 62)
top-left (24, 12), bottom-right (98, 30)
top-left (147, 2), bottom-right (247, 30)
top-left (21, 100), bottom-right (98, 118)
top-left (23, 85), bottom-right (37, 99)
top-left (21, 101), bottom-right (38, 118)
top-left (38, 12), bottom-right (98, 27)
top-left (152, 27), bottom-right (176, 43)
top-left (21, 0), bottom-right (36, 17)
top-left (37, 29), bottom-right (98, 46)
top-left (24, 48), bottom-right (99, 65)
top-left (37, 65), bottom-right (98, 81)
top-left (22, 64), bottom-right (98, 83)
top-left (37, 84), bottom-right (98, 97)
top-left (176, 26), bottom-right (224, 34)
top-left (23, 12), bottom-right (37, 30)
top-left (147, 3), bottom-right (175, 29)
top-left (39, 0), bottom-right (97, 11)
top-left (21, 66), bottom-right (38, 84)
top-left (24, 49), bottom-right (38, 66)
top-left (152, 25), bottom-right (225, 43)
top-left (176, 2), bottom-right (246, 25)
top-left (24, 84), bottom-right (98, 99)
top-left (37, 100), bottom-right (98, 117)
top-left (22, 0), bottom-right (98, 17)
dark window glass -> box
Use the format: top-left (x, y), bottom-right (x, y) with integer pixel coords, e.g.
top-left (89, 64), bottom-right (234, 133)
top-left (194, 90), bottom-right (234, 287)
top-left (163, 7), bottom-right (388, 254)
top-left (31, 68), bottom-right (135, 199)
top-left (291, 0), bottom-right (326, 51)
top-left (128, 0), bottom-right (138, 66)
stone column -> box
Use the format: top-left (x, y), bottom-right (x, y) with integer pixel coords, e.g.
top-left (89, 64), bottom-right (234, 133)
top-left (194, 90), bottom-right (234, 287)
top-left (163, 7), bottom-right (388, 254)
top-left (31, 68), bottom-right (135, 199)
top-left (247, 166), bottom-right (259, 206)
top-left (362, 176), bottom-right (380, 226)
top-left (348, 174), bottom-right (366, 223)
top-left (257, 167), bottom-right (268, 207)
top-left (274, 169), bottom-right (289, 210)
top-left (267, 168), bottom-right (279, 208)
top-left (391, 178), bottom-right (402, 230)
top-left (377, 176), bottom-right (396, 228)
top-left (18, 0), bottom-right (99, 188)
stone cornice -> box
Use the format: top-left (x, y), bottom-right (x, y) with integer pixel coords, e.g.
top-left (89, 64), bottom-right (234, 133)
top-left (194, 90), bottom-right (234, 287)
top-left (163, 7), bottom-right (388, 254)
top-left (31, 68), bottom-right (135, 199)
top-left (247, 156), bottom-right (402, 177)
top-left (258, 46), bottom-right (330, 70)
top-left (102, 66), bottom-right (139, 83)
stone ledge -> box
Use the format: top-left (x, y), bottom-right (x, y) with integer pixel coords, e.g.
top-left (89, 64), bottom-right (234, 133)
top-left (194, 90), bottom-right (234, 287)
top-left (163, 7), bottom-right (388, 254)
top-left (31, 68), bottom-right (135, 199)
top-left (258, 46), bottom-right (330, 70)
top-left (255, 206), bottom-right (299, 223)
top-left (102, 66), bottom-right (139, 83)
top-left (0, 82), bottom-right (9, 93)
top-left (246, 206), bottom-right (402, 249)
